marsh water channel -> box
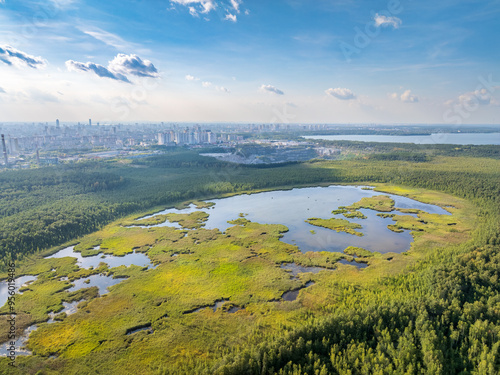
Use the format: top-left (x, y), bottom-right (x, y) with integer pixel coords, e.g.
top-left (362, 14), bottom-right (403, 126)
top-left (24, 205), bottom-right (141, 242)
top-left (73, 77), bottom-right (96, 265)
top-left (1, 185), bottom-right (450, 357)
top-left (0, 248), bottom-right (153, 357)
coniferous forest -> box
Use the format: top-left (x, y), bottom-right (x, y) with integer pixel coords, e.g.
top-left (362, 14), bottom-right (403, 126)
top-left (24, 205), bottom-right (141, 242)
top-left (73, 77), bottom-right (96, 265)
top-left (0, 144), bottom-right (499, 374)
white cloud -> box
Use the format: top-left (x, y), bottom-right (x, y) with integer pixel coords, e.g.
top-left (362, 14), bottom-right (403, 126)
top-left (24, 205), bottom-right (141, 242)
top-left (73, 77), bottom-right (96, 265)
top-left (188, 6), bottom-right (199, 17)
top-left (49, 0), bottom-right (76, 8)
top-left (171, 0), bottom-right (216, 16)
top-left (202, 81), bottom-right (212, 87)
top-left (66, 53), bottom-right (159, 83)
top-left (185, 74), bottom-right (199, 81)
top-left (0, 87), bottom-right (6, 94)
top-left (391, 89), bottom-right (419, 103)
top-left (216, 86), bottom-right (230, 93)
top-left (230, 0), bottom-right (241, 13)
top-left (374, 13), bottom-right (402, 29)
top-left (325, 87), bottom-right (356, 100)
top-left (389, 90), bottom-right (420, 103)
top-left (225, 13), bottom-right (237, 22)
top-left (400, 89), bottom-right (419, 103)
top-left (66, 60), bottom-right (130, 83)
top-left (0, 45), bottom-right (46, 69)
top-left (108, 54), bottom-right (159, 78)
top-left (81, 28), bottom-right (130, 50)
top-left (260, 84), bottom-right (284, 95)
top-left (457, 88), bottom-right (499, 106)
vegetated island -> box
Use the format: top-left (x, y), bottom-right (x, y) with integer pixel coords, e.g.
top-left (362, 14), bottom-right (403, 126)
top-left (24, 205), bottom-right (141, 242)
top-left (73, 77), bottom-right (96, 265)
top-left (306, 217), bottom-right (364, 236)
top-left (342, 195), bottom-right (395, 212)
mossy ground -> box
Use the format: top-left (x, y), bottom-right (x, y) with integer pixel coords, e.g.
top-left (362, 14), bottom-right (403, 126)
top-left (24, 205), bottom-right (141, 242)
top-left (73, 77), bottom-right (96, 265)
top-left (305, 218), bottom-right (364, 236)
top-left (0, 187), bottom-right (476, 374)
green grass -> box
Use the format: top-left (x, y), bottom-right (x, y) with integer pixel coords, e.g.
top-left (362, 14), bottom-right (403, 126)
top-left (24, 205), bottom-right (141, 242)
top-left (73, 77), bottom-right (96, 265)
top-left (0, 153), bottom-right (496, 374)
top-left (306, 217), bottom-right (364, 236)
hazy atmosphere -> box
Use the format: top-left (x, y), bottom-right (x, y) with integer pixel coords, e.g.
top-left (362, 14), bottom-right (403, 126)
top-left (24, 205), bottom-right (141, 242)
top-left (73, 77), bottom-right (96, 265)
top-left (1, 0), bottom-right (499, 123)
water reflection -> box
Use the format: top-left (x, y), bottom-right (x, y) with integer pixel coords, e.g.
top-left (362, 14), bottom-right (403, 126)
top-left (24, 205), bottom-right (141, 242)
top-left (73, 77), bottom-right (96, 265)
top-left (68, 274), bottom-right (124, 295)
top-left (46, 246), bottom-right (152, 269)
top-left (0, 324), bottom-right (37, 357)
top-left (281, 263), bottom-right (333, 279)
top-left (338, 259), bottom-right (368, 268)
top-left (282, 281), bottom-right (315, 301)
top-left (0, 275), bottom-right (37, 308)
top-left (138, 185), bottom-right (450, 254)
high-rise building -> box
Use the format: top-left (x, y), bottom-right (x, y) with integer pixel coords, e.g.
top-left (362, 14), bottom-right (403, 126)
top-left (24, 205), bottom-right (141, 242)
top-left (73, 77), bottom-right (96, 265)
top-left (1, 134), bottom-right (8, 166)
top-left (89, 119), bottom-right (92, 126)
top-left (56, 119), bottom-right (60, 128)
top-left (158, 132), bottom-right (166, 145)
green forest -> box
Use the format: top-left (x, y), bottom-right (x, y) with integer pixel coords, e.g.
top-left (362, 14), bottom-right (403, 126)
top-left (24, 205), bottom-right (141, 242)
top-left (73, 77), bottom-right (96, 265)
top-left (0, 146), bottom-right (499, 374)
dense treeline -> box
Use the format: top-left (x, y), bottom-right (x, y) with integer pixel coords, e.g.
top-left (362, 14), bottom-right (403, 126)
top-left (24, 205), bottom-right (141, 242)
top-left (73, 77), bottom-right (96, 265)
top-left (132, 150), bottom-right (235, 168)
top-left (0, 150), bottom-right (498, 268)
top-left (0, 146), bottom-right (498, 373)
top-left (369, 152), bottom-right (430, 162)
top-left (157, 157), bottom-right (500, 374)
top-left (311, 140), bottom-right (500, 159)
top-left (167, 243), bottom-right (499, 374)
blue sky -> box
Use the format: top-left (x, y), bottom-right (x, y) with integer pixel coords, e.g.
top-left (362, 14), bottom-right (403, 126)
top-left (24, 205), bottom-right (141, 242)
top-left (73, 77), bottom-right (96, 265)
top-left (0, 0), bottom-right (499, 124)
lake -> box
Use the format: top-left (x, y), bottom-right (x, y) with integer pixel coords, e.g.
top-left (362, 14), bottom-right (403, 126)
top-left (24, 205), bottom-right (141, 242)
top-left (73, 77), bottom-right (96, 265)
top-left (304, 133), bottom-right (500, 145)
top-left (140, 185), bottom-right (450, 254)
top-left (0, 184), bottom-right (454, 357)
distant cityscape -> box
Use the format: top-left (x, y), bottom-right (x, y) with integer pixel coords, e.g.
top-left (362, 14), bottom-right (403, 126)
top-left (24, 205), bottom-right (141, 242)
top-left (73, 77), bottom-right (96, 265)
top-left (0, 120), bottom-right (334, 168)
top-left (1, 120), bottom-right (498, 169)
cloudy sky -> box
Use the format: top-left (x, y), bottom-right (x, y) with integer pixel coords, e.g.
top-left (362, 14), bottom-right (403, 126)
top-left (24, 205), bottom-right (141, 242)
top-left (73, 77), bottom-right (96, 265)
top-left (0, 0), bottom-right (499, 124)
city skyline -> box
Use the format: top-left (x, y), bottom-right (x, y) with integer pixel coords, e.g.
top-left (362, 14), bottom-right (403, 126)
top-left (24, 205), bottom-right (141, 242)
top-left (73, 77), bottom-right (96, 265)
top-left (0, 0), bottom-right (499, 124)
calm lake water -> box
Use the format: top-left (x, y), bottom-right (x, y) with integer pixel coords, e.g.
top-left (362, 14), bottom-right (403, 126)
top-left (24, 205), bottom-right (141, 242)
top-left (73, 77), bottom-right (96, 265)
top-left (304, 133), bottom-right (500, 145)
top-left (0, 275), bottom-right (37, 307)
top-left (142, 185), bottom-right (450, 254)
top-left (67, 274), bottom-right (123, 295)
top-left (46, 246), bottom-right (152, 269)
top-left (0, 185), bottom-right (453, 355)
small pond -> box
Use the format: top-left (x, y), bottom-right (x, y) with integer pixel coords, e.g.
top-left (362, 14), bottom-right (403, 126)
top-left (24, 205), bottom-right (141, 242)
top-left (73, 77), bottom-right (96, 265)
top-left (0, 275), bottom-right (37, 308)
top-left (46, 246), bottom-right (153, 269)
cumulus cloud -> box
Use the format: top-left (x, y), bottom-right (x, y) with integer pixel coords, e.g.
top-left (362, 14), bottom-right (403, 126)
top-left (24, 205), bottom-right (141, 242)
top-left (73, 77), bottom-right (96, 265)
top-left (173, 0), bottom-right (246, 19)
top-left (0, 45), bottom-right (46, 69)
top-left (400, 90), bottom-right (419, 103)
top-left (188, 7), bottom-right (198, 17)
top-left (171, 0), bottom-right (216, 16)
top-left (202, 81), bottom-right (212, 87)
top-left (325, 87), bottom-right (356, 100)
top-left (185, 74), bottom-right (199, 81)
top-left (230, 0), bottom-right (241, 12)
top-left (66, 54), bottom-right (159, 83)
top-left (108, 54), bottom-right (159, 78)
top-left (261, 84), bottom-right (284, 95)
top-left (374, 13), bottom-right (402, 29)
top-left (456, 88), bottom-right (500, 107)
top-left (391, 89), bottom-right (419, 103)
top-left (66, 60), bottom-right (131, 83)
top-left (225, 13), bottom-right (237, 22)
top-left (459, 89), bottom-right (492, 105)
